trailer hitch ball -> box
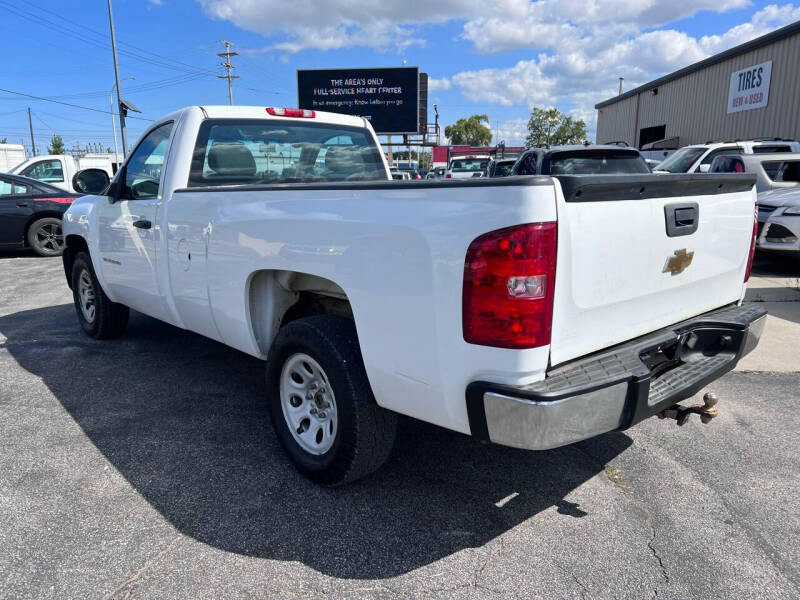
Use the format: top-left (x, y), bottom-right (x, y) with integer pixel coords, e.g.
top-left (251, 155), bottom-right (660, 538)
top-left (658, 392), bottom-right (719, 426)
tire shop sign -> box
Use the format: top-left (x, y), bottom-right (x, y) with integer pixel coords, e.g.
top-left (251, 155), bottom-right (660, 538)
top-left (727, 60), bottom-right (772, 114)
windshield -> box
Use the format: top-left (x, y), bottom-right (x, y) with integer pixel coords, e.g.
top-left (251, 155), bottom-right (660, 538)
top-left (450, 158), bottom-right (488, 171)
top-left (548, 150), bottom-right (650, 175)
top-left (655, 147), bottom-right (706, 173)
top-left (763, 160), bottom-right (800, 183)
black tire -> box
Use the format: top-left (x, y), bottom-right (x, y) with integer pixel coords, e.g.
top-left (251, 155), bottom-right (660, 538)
top-left (71, 251), bottom-right (129, 339)
top-left (266, 315), bottom-right (397, 485)
top-left (27, 217), bottom-right (65, 257)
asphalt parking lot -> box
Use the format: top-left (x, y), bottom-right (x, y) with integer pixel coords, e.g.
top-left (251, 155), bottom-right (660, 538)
top-left (1, 252), bottom-right (798, 599)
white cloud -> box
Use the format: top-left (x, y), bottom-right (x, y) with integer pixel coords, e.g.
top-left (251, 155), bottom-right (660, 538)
top-left (444, 4), bottom-right (800, 140)
top-left (198, 0), bottom-right (487, 53)
top-left (491, 117), bottom-right (529, 145)
top-left (427, 77), bottom-right (452, 91)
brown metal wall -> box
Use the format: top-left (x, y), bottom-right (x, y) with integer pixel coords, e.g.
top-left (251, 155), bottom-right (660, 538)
top-left (596, 32), bottom-right (800, 146)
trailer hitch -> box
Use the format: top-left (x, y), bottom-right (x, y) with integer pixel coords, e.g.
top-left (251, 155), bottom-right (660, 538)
top-left (658, 392), bottom-right (719, 426)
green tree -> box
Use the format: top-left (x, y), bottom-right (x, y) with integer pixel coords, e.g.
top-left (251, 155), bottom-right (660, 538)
top-left (47, 134), bottom-right (65, 155)
top-left (0, 137), bottom-right (7, 144)
top-left (445, 114), bottom-right (492, 146)
top-left (525, 107), bottom-right (588, 147)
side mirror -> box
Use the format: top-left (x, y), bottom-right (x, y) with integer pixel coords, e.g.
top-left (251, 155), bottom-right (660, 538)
top-left (698, 163), bottom-right (711, 173)
top-left (72, 168), bottom-right (110, 195)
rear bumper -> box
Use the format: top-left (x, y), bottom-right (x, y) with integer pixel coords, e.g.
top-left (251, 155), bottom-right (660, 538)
top-left (466, 303), bottom-right (767, 451)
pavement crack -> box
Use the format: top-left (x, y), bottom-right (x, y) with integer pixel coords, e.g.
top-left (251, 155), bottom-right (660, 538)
top-left (105, 534), bottom-right (182, 599)
top-left (554, 562), bottom-right (590, 599)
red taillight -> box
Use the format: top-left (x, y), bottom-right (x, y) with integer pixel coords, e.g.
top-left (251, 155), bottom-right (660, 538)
top-left (744, 203), bottom-right (758, 282)
top-left (445, 173), bottom-right (452, 178)
top-left (266, 107), bottom-right (315, 118)
top-left (463, 222), bottom-right (557, 348)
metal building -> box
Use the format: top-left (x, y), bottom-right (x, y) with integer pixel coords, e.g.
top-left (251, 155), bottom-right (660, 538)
top-left (595, 20), bottom-right (800, 149)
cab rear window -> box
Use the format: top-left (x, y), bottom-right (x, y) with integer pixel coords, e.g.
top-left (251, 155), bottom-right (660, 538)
top-left (547, 150), bottom-right (650, 175)
top-left (188, 119), bottom-right (386, 187)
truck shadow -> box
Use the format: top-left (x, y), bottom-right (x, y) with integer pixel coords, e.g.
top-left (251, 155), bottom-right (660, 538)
top-left (0, 304), bottom-right (632, 579)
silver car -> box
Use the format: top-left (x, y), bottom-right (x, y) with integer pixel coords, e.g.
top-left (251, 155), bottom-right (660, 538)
top-left (711, 153), bottom-right (800, 255)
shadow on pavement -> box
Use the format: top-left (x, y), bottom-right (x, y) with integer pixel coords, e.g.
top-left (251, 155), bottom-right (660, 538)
top-left (0, 249), bottom-right (37, 259)
top-left (752, 252), bottom-right (800, 277)
top-left (0, 304), bottom-right (632, 579)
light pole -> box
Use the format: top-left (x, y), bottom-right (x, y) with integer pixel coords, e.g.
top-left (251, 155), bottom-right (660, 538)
top-left (110, 77), bottom-right (135, 165)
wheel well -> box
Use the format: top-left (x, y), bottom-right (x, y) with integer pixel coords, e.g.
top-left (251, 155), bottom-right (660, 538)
top-left (248, 270), bottom-right (353, 355)
top-left (62, 235), bottom-right (89, 289)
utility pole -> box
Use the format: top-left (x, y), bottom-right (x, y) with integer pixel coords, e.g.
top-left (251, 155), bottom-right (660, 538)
top-left (107, 0), bottom-right (128, 158)
top-left (27, 107), bottom-right (36, 156)
top-left (217, 40), bottom-right (239, 105)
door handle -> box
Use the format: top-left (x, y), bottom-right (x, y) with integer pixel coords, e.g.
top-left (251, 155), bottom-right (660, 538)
top-left (16, 202), bottom-right (28, 207)
top-left (664, 203), bottom-right (699, 237)
top-left (132, 219), bottom-right (152, 229)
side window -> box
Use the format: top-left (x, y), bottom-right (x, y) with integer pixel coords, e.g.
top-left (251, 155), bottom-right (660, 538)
top-left (700, 147), bottom-right (740, 166)
top-left (122, 122), bottom-right (174, 200)
top-left (20, 159), bottom-right (64, 183)
top-left (0, 178), bottom-right (28, 196)
top-left (709, 156), bottom-right (744, 173)
top-left (515, 153), bottom-right (537, 175)
top-left (753, 145), bottom-right (790, 154)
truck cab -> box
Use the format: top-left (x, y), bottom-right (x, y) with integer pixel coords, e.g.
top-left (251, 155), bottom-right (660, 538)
top-left (11, 154), bottom-right (115, 193)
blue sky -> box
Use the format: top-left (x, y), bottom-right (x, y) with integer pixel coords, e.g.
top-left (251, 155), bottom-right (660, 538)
top-left (1, 0), bottom-right (798, 154)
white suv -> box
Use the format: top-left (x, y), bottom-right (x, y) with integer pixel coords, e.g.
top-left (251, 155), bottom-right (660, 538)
top-left (654, 139), bottom-right (800, 174)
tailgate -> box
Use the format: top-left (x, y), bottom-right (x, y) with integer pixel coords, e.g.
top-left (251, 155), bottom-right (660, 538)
top-left (549, 173), bottom-right (757, 366)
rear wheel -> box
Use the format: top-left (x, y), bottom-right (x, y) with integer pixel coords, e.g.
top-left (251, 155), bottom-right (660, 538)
top-left (266, 315), bottom-right (397, 485)
top-left (71, 252), bottom-right (129, 339)
top-left (27, 217), bottom-right (65, 257)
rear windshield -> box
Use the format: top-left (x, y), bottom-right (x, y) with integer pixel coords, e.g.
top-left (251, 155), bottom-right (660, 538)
top-left (655, 147), bottom-right (706, 173)
top-left (548, 150), bottom-right (650, 175)
top-left (762, 160), bottom-right (800, 182)
top-left (188, 119), bottom-right (387, 187)
top-left (450, 158), bottom-right (488, 172)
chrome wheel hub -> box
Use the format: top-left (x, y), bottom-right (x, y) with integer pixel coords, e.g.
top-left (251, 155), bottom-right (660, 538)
top-left (280, 353), bottom-right (338, 455)
top-left (77, 269), bottom-right (96, 323)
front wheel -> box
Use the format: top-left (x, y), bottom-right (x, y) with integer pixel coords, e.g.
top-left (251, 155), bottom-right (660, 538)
top-left (266, 315), bottom-right (397, 485)
top-left (71, 252), bottom-right (129, 339)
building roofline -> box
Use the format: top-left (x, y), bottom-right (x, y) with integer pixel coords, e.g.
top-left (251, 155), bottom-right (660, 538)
top-left (595, 19), bottom-right (800, 109)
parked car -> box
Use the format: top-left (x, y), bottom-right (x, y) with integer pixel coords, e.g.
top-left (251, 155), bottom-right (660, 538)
top-left (0, 172), bottom-right (79, 256)
top-left (653, 139), bottom-right (800, 174)
top-left (426, 167), bottom-right (446, 179)
top-left (10, 154), bottom-right (115, 193)
top-left (485, 157), bottom-right (516, 177)
top-left (390, 169), bottom-right (411, 180)
top-left (445, 155), bottom-right (489, 178)
top-left (399, 168), bottom-right (422, 180)
top-left (510, 145), bottom-right (651, 175)
top-left (710, 153), bottom-right (800, 256)
top-left (62, 105), bottom-right (764, 485)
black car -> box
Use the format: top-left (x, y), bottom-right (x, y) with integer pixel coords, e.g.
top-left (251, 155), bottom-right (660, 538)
top-left (0, 173), bottom-right (79, 256)
top-left (510, 145), bottom-right (651, 176)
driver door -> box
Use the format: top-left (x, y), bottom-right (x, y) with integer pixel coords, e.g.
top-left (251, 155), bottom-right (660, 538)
top-left (97, 121), bottom-right (174, 321)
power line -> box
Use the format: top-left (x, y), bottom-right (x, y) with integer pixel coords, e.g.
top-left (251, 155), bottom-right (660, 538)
top-left (0, 87), bottom-right (153, 121)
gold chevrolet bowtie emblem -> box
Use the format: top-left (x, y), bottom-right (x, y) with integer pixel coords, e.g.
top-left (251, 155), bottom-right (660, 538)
top-left (663, 249), bottom-right (694, 275)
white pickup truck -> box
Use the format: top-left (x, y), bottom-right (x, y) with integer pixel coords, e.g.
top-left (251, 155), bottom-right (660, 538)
top-left (10, 154), bottom-right (115, 193)
top-left (61, 105), bottom-right (766, 485)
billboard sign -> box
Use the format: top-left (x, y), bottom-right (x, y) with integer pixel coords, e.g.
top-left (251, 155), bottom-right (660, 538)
top-left (298, 67), bottom-right (419, 134)
top-left (727, 60), bottom-right (772, 114)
